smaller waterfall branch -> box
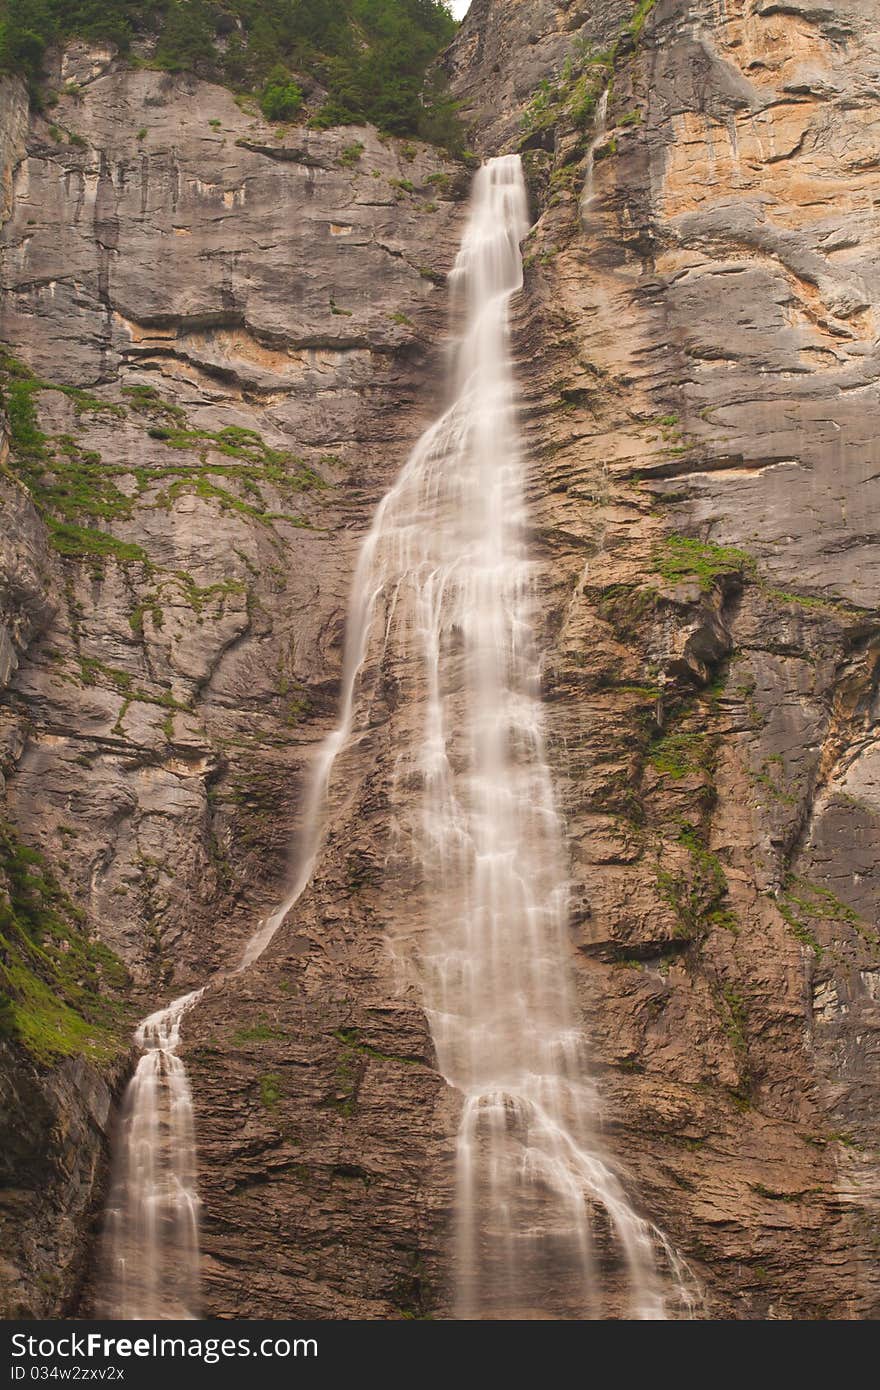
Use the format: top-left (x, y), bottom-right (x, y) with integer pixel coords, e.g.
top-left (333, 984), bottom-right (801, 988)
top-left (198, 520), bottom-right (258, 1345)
top-left (579, 86), bottom-right (609, 226)
top-left (99, 992), bottom-right (203, 1319)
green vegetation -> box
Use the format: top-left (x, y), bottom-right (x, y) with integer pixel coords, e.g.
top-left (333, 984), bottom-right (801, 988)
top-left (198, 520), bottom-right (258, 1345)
top-left (327, 1024), bottom-right (422, 1117)
top-left (274, 643), bottom-right (311, 725)
top-left (338, 139), bottom-right (364, 167)
top-left (330, 1032), bottom-right (362, 1116)
top-left (0, 348), bottom-right (150, 566)
top-left (647, 730), bottom-right (713, 781)
top-left (259, 1072), bottom-right (283, 1108)
top-left (77, 653), bottom-right (192, 722)
top-left (719, 984), bottom-right (747, 1054)
top-left (762, 586), bottom-right (862, 620)
top-left (0, 349), bottom-right (323, 566)
top-left (652, 535), bottom-right (755, 590)
top-left (258, 63), bottom-right (302, 121)
top-left (333, 1025), bottom-right (421, 1065)
top-left (776, 897), bottom-right (822, 956)
top-left (233, 1021), bottom-right (285, 1044)
top-left (47, 521), bottom-right (148, 564)
top-left (776, 874), bottom-right (877, 957)
top-left (749, 1180), bottom-right (824, 1203)
top-left (656, 824), bottom-right (737, 940)
top-left (0, 821), bottom-right (130, 1063)
top-left (595, 582), bottom-right (656, 638)
top-left (519, 1), bottom-right (658, 153)
top-left (145, 420), bottom-right (324, 524)
top-left (0, 0), bottom-right (462, 148)
top-left (122, 382), bottom-right (185, 422)
top-left (750, 754), bottom-right (797, 808)
top-left (519, 38), bottom-right (612, 145)
top-left (628, 0), bottom-right (657, 41)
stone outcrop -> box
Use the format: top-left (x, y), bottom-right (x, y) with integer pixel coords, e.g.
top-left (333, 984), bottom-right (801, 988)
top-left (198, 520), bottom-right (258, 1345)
top-left (1, 0), bottom-right (878, 1319)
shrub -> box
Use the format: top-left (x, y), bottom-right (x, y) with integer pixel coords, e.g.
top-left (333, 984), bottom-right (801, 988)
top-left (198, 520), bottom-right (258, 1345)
top-left (259, 65), bottom-right (303, 123)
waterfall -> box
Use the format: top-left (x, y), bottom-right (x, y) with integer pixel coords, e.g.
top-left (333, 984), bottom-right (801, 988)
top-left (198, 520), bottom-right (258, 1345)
top-left (327, 154), bottom-right (697, 1317)
top-left (98, 154), bottom-right (698, 1320)
top-left (579, 87), bottom-right (609, 225)
top-left (98, 991), bottom-right (203, 1318)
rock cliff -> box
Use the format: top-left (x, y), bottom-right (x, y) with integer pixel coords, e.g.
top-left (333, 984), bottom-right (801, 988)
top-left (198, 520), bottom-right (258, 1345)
top-left (1, 0), bottom-right (878, 1319)
top-left (0, 50), bottom-right (464, 1315)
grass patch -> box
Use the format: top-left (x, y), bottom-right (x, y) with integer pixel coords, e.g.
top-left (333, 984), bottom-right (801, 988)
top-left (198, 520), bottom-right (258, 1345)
top-left (750, 755), bottom-right (797, 807)
top-left (258, 1073), bottom-right (283, 1109)
top-left (78, 654), bottom-right (191, 715)
top-left (656, 824), bottom-right (736, 940)
top-left (776, 875), bottom-right (877, 956)
top-left (719, 984), bottom-right (747, 1054)
top-left (628, 0), bottom-right (657, 41)
top-left (647, 730), bottom-right (713, 781)
top-left (0, 822), bottom-right (131, 1064)
top-left (595, 583), bottom-right (657, 637)
top-left (0, 347), bottom-right (145, 566)
top-left (232, 1022), bottom-right (285, 1044)
top-left (333, 1025), bottom-right (422, 1066)
top-left (653, 535), bottom-right (755, 589)
top-left (1, 348), bottom-right (322, 562)
top-left (338, 140), bottom-right (364, 167)
top-left (519, 42), bottom-right (613, 143)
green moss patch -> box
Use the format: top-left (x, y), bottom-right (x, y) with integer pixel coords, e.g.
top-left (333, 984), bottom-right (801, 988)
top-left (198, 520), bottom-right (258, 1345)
top-left (656, 824), bottom-right (737, 940)
top-left (0, 346), bottom-right (324, 569)
top-left (258, 1073), bottom-right (283, 1108)
top-left (0, 822), bottom-right (131, 1065)
top-left (776, 875), bottom-right (878, 956)
top-left (0, 348), bottom-right (147, 566)
top-left (647, 729), bottom-right (714, 781)
top-left (233, 1022), bottom-right (285, 1045)
top-left (652, 535), bottom-right (755, 590)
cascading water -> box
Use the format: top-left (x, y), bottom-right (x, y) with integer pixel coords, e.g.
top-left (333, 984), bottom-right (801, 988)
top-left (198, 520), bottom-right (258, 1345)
top-left (579, 86), bottom-right (609, 225)
top-left (99, 991), bottom-right (203, 1318)
top-left (327, 154), bottom-right (697, 1318)
top-left (98, 154), bottom-right (698, 1321)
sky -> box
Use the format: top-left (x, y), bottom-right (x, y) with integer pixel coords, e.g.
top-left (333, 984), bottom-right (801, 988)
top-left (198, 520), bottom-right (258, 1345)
top-left (450, 0), bottom-right (472, 17)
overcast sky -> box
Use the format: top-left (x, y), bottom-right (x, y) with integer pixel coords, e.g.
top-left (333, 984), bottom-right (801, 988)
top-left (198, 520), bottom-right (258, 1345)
top-left (451, 0), bottom-right (472, 18)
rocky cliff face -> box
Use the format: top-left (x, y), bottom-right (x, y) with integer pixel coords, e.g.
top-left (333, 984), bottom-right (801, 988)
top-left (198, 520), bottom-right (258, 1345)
top-left (450, 0), bottom-right (880, 1317)
top-left (1, 0), bottom-right (878, 1320)
top-left (0, 49), bottom-right (464, 1316)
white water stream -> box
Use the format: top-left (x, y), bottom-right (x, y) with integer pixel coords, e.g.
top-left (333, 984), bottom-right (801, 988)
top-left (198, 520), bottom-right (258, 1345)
top-left (99, 155), bottom-right (697, 1320)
